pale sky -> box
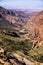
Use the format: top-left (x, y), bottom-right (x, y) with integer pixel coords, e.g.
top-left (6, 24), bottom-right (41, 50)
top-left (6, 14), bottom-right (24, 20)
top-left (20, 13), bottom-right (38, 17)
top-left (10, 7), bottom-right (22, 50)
top-left (0, 0), bottom-right (43, 10)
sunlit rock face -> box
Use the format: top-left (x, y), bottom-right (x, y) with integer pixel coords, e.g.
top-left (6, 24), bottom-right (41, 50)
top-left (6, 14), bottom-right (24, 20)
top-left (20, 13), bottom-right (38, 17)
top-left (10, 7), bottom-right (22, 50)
top-left (34, 11), bottom-right (43, 41)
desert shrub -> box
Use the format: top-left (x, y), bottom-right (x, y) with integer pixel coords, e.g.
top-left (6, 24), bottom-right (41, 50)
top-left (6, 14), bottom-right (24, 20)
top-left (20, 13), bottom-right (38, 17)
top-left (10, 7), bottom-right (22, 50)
top-left (15, 51), bottom-right (25, 57)
top-left (29, 45), bottom-right (43, 63)
top-left (0, 34), bottom-right (32, 54)
top-left (0, 41), bottom-right (3, 46)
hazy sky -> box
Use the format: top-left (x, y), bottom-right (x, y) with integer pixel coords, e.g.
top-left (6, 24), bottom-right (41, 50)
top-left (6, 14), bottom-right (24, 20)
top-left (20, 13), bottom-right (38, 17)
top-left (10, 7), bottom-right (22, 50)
top-left (0, 0), bottom-right (43, 10)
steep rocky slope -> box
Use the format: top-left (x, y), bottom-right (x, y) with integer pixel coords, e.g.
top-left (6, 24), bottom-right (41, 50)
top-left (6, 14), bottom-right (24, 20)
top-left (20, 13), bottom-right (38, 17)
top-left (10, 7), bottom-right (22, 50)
top-left (0, 6), bottom-right (30, 29)
top-left (21, 11), bottom-right (43, 39)
top-left (32, 11), bottom-right (43, 48)
top-left (0, 6), bottom-right (37, 37)
top-left (22, 11), bottom-right (43, 48)
top-left (0, 6), bottom-right (37, 29)
top-left (33, 11), bottom-right (43, 40)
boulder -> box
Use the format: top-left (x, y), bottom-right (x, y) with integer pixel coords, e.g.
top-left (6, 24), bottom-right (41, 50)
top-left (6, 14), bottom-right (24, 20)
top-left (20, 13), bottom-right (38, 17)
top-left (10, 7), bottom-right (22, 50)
top-left (4, 62), bottom-right (10, 65)
top-left (6, 52), bottom-right (34, 65)
top-left (0, 59), bottom-right (4, 64)
top-left (0, 47), bottom-right (4, 56)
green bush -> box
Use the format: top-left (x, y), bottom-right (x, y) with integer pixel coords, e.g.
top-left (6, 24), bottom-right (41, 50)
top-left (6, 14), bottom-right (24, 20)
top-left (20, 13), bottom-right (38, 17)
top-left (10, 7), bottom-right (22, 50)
top-left (0, 34), bottom-right (32, 53)
top-left (29, 45), bottom-right (43, 63)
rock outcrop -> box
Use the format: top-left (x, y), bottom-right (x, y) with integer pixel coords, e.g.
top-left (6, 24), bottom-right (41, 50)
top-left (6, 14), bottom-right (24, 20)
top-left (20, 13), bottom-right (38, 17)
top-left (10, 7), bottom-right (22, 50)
top-left (32, 11), bottom-right (43, 48)
top-left (0, 47), bottom-right (34, 65)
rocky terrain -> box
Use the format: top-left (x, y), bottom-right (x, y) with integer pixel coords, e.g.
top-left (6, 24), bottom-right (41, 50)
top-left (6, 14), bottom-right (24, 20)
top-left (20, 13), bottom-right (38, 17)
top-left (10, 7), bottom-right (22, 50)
top-left (0, 6), bottom-right (37, 37)
top-left (0, 6), bottom-right (43, 65)
top-left (0, 6), bottom-right (31, 29)
top-left (0, 47), bottom-right (34, 65)
top-left (20, 11), bottom-right (43, 48)
top-left (0, 6), bottom-right (43, 39)
top-left (0, 34), bottom-right (43, 65)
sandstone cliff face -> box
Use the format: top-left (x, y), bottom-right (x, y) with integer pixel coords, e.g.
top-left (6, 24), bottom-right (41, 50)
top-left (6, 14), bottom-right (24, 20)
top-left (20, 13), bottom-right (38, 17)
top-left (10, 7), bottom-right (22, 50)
top-left (20, 11), bottom-right (43, 48)
top-left (23, 11), bottom-right (43, 40)
top-left (34, 11), bottom-right (43, 41)
top-left (32, 11), bottom-right (43, 48)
